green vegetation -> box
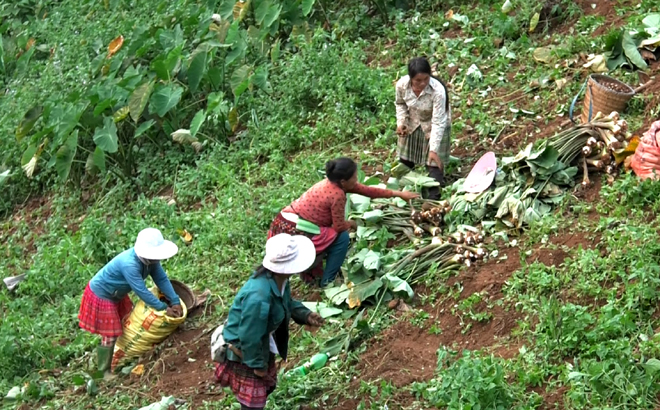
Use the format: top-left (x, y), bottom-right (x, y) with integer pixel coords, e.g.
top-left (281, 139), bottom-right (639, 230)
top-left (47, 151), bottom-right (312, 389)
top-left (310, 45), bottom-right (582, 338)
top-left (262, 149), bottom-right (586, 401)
top-left (2, 0), bottom-right (660, 408)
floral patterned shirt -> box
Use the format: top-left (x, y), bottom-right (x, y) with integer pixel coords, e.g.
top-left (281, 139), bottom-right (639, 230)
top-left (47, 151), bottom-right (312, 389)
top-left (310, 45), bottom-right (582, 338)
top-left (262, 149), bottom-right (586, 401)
top-left (395, 75), bottom-right (451, 156)
top-left (283, 179), bottom-right (395, 232)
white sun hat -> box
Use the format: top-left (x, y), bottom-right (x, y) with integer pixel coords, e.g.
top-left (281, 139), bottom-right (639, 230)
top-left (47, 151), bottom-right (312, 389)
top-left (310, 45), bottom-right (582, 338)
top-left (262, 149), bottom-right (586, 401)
top-left (263, 234), bottom-right (315, 275)
top-left (134, 228), bottom-right (178, 261)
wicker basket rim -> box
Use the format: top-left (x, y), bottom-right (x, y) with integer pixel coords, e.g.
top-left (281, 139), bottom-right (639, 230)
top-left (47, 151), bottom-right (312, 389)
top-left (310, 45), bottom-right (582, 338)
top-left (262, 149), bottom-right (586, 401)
top-left (588, 74), bottom-right (635, 96)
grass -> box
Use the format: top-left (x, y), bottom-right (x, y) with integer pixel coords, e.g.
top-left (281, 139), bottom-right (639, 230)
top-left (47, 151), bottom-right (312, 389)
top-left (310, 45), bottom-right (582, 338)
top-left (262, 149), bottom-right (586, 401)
top-left (2, 0), bottom-right (660, 409)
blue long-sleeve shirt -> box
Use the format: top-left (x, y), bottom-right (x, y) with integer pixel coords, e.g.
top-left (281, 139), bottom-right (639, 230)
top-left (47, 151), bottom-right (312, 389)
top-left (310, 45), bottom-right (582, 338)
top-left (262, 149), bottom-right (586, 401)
top-left (89, 248), bottom-right (180, 310)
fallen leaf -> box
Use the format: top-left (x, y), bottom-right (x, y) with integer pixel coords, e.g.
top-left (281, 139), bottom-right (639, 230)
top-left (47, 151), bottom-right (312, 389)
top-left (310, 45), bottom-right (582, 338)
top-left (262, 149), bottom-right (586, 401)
top-left (555, 78), bottom-right (568, 90)
top-left (131, 364), bottom-right (144, 376)
top-left (613, 136), bottom-right (639, 165)
top-left (107, 35), bottom-right (124, 58)
top-left (26, 38), bottom-right (36, 51)
top-left (529, 12), bottom-right (540, 33)
top-left (445, 9), bottom-right (454, 20)
top-left (583, 54), bottom-right (608, 73)
top-left (533, 47), bottom-right (554, 64)
top-left (180, 229), bottom-right (193, 244)
top-left (502, 0), bottom-right (513, 14)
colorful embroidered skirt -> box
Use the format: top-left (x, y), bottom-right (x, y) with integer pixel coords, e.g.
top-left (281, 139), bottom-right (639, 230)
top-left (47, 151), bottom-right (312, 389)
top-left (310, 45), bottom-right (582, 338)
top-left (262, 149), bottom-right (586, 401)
top-left (215, 359), bottom-right (277, 408)
top-left (78, 284), bottom-right (133, 338)
top-left (267, 213), bottom-right (338, 283)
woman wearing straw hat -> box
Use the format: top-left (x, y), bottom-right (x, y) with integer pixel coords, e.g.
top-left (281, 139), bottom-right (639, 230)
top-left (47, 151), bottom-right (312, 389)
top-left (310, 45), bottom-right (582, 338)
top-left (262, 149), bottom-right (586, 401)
top-left (78, 228), bottom-right (183, 378)
top-left (214, 234), bottom-right (325, 410)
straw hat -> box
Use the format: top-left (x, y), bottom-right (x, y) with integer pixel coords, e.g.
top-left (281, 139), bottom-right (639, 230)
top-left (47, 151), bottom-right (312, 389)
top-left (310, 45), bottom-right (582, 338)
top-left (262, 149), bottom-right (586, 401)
top-left (134, 228), bottom-right (178, 261)
top-left (263, 234), bottom-right (315, 275)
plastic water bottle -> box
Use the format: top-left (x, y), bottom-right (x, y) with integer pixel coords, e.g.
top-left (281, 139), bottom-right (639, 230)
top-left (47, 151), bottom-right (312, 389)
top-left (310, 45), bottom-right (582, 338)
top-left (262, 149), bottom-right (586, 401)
top-left (287, 353), bottom-right (328, 377)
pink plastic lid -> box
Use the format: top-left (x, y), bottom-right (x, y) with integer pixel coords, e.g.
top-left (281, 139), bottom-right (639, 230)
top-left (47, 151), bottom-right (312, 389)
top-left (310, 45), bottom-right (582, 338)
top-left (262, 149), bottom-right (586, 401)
top-left (463, 151), bottom-right (497, 193)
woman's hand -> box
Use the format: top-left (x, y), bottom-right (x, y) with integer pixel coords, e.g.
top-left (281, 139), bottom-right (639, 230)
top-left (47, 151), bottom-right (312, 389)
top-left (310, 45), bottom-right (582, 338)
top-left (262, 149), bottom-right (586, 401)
top-left (166, 304), bottom-right (183, 318)
top-left (348, 220), bottom-right (358, 230)
top-left (254, 369), bottom-right (267, 378)
top-left (396, 125), bottom-right (408, 136)
top-left (307, 312), bottom-right (325, 327)
top-left (428, 152), bottom-right (443, 169)
top-left (397, 191), bottom-right (420, 201)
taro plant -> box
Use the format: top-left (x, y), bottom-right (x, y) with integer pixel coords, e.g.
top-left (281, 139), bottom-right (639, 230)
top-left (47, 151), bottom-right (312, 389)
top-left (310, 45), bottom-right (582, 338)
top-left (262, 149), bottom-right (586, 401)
top-left (13, 0), bottom-right (320, 184)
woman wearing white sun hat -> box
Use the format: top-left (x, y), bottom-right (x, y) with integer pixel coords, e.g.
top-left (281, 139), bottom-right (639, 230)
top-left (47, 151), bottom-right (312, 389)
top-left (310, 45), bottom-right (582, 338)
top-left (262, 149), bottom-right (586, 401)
top-left (78, 227), bottom-right (183, 377)
top-left (214, 233), bottom-right (325, 410)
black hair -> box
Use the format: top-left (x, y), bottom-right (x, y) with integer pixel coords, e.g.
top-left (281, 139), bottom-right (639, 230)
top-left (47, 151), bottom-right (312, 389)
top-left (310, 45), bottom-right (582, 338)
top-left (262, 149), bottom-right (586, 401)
top-left (407, 56), bottom-right (450, 112)
top-left (408, 56), bottom-right (432, 79)
top-left (254, 265), bottom-right (272, 277)
top-left (325, 157), bottom-right (358, 183)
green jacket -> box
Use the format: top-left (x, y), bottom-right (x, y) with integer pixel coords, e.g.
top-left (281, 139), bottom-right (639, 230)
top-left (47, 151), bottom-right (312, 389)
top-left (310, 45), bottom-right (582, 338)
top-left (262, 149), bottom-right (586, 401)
top-left (222, 272), bottom-right (311, 369)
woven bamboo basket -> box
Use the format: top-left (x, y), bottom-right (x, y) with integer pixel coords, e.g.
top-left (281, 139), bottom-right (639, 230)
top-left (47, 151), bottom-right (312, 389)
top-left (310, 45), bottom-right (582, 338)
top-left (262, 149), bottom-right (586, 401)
top-left (169, 279), bottom-right (196, 309)
top-left (581, 74), bottom-right (634, 123)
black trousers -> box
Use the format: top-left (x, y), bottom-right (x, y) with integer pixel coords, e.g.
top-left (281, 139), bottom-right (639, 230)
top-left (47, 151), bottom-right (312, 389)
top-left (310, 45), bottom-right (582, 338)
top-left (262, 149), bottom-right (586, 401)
top-left (399, 158), bottom-right (444, 200)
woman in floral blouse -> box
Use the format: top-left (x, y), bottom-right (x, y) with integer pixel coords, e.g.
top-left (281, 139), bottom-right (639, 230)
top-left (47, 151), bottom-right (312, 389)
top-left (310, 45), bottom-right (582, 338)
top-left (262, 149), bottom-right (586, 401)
top-left (395, 56), bottom-right (451, 200)
top-left (268, 158), bottom-right (418, 287)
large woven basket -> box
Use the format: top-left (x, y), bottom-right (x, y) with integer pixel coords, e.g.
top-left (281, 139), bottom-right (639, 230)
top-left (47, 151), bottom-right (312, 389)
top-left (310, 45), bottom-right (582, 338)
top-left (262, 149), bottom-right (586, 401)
top-left (170, 279), bottom-right (196, 309)
top-left (581, 74), bottom-right (634, 123)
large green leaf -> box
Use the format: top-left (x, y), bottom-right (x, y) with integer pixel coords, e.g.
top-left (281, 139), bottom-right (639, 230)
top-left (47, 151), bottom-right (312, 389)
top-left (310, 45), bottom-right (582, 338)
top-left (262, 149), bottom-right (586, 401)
top-left (363, 250), bottom-right (381, 271)
top-left (149, 85), bottom-right (183, 117)
top-left (190, 110), bottom-right (206, 137)
top-left (382, 274), bottom-right (414, 300)
top-left (362, 209), bottom-right (383, 223)
top-left (301, 302), bottom-right (343, 319)
top-left (86, 146), bottom-right (106, 175)
top-left (134, 120), bottom-right (156, 138)
top-left (250, 66), bottom-right (269, 91)
top-left (302, 0), bottom-right (316, 16)
top-left (622, 31), bottom-right (648, 69)
top-left (128, 81), bottom-right (154, 122)
top-left (255, 0), bottom-right (272, 25)
top-left (262, 3), bottom-right (282, 27)
top-left (271, 39), bottom-right (281, 63)
top-left (230, 65), bottom-right (251, 98)
top-left (55, 130), bottom-right (78, 181)
top-left (187, 49), bottom-right (208, 93)
top-left (348, 194), bottom-right (371, 212)
top-left (0, 34), bottom-right (4, 73)
top-left (356, 226), bottom-right (378, 240)
top-left (93, 117), bottom-right (118, 153)
top-left (218, 0), bottom-right (236, 19)
top-left (16, 106), bottom-right (43, 141)
top-left (643, 14), bottom-right (660, 29)
top-left (0, 169), bottom-right (10, 186)
top-left (324, 284), bottom-right (350, 306)
top-left (226, 39), bottom-right (247, 66)
top-left (152, 46), bottom-right (182, 81)
top-left (347, 278), bottom-right (383, 308)
top-left (526, 146), bottom-right (559, 170)
top-left (401, 172), bottom-right (439, 188)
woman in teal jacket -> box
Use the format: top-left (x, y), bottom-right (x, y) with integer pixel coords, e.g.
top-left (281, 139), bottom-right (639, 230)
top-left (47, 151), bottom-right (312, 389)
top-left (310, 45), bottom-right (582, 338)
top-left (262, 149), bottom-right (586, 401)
top-left (215, 233), bottom-right (325, 410)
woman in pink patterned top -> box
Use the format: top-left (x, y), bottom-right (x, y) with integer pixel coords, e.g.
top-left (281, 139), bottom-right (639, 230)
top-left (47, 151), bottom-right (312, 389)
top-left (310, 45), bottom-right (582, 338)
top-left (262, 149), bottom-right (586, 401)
top-left (268, 157), bottom-right (418, 286)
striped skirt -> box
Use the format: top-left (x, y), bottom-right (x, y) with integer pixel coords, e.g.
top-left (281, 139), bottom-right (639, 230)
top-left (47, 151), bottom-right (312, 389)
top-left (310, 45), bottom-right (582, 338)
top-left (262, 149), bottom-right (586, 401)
top-left (397, 124), bottom-right (452, 167)
top-left (78, 284), bottom-right (133, 338)
top-left (215, 359), bottom-right (277, 408)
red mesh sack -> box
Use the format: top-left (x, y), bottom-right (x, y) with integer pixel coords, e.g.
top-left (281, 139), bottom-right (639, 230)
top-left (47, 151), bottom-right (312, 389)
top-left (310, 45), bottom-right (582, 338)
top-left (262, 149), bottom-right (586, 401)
top-left (631, 121), bottom-right (660, 180)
